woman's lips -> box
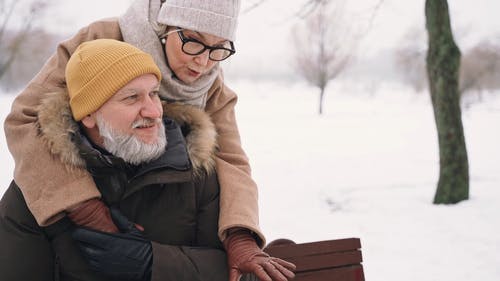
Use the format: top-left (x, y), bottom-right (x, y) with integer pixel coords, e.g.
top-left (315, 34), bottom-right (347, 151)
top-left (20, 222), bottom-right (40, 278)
top-left (187, 68), bottom-right (201, 77)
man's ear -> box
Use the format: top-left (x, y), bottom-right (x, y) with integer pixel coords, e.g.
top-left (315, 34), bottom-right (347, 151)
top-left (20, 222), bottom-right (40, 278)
top-left (81, 114), bottom-right (97, 129)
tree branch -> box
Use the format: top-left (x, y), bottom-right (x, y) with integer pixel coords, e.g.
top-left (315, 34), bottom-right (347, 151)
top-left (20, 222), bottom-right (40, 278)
top-left (0, 0), bottom-right (19, 42)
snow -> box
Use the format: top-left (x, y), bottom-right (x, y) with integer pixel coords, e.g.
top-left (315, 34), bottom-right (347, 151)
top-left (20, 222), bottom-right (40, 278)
top-left (1, 80), bottom-right (499, 281)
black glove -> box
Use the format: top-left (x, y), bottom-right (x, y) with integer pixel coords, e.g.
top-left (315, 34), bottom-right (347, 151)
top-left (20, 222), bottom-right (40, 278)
top-left (72, 208), bottom-right (152, 281)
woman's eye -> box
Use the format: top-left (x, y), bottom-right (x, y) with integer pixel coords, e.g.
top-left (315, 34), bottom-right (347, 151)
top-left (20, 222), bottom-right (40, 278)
top-left (188, 38), bottom-right (203, 44)
top-left (185, 34), bottom-right (202, 43)
top-left (214, 42), bottom-right (230, 48)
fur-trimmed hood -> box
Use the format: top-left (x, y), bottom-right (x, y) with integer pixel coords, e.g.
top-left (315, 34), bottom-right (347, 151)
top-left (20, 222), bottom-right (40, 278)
top-left (36, 90), bottom-right (217, 174)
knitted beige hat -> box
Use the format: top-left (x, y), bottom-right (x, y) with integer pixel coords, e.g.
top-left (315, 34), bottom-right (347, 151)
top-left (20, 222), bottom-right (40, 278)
top-left (66, 39), bottom-right (162, 121)
top-left (157, 0), bottom-right (241, 41)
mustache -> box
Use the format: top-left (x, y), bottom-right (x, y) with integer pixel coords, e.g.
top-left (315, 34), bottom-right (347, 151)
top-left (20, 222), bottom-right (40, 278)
top-left (132, 118), bottom-right (162, 129)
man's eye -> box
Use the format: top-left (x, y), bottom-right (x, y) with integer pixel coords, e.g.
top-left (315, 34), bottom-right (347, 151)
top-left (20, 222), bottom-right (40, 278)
top-left (124, 95), bottom-right (138, 101)
top-left (150, 91), bottom-right (160, 98)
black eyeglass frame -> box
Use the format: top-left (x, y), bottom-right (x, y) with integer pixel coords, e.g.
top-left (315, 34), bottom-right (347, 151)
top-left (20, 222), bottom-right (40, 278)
top-left (176, 30), bottom-right (236, 61)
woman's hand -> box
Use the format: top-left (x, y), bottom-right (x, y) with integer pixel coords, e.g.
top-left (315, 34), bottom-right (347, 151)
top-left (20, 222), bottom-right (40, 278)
top-left (224, 228), bottom-right (296, 281)
top-left (66, 198), bottom-right (119, 233)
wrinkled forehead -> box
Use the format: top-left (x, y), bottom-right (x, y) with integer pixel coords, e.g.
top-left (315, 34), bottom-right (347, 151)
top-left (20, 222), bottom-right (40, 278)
top-left (95, 74), bottom-right (161, 113)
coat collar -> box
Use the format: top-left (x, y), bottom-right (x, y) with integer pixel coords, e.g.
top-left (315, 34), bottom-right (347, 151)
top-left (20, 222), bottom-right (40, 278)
top-left (36, 90), bottom-right (217, 175)
top-left (74, 117), bottom-right (191, 175)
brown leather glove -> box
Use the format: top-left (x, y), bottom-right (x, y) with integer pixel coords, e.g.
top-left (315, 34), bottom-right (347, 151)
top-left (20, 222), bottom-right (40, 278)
top-left (66, 198), bottom-right (119, 233)
top-left (224, 228), bottom-right (296, 281)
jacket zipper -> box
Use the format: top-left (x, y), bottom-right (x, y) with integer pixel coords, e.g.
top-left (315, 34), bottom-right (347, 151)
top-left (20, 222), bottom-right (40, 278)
top-left (54, 255), bottom-right (60, 281)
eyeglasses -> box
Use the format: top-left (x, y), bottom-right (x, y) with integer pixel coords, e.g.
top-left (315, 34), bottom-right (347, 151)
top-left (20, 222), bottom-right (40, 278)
top-left (164, 29), bottom-right (236, 61)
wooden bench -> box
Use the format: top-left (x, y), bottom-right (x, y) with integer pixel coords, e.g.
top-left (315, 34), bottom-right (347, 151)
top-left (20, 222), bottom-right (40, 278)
top-left (264, 238), bottom-right (365, 281)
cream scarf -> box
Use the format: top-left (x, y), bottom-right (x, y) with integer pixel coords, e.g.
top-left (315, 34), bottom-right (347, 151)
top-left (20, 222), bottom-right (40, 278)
top-left (118, 0), bottom-right (219, 108)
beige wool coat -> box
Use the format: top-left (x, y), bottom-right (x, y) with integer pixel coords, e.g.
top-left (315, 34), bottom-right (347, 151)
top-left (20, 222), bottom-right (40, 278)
top-left (4, 17), bottom-right (264, 245)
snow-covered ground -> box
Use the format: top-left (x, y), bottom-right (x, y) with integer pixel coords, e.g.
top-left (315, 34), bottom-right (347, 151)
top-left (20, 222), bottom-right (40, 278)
top-left (1, 80), bottom-right (499, 281)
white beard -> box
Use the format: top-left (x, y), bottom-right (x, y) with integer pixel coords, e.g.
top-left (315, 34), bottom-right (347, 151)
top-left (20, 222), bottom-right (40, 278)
top-left (95, 114), bottom-right (167, 165)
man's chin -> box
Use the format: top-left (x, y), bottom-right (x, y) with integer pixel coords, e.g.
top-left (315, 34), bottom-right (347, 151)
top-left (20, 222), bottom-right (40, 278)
top-left (137, 136), bottom-right (160, 145)
top-left (134, 130), bottom-right (160, 144)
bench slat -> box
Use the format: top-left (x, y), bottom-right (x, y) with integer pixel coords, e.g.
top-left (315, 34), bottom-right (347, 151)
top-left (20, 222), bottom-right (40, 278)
top-left (286, 250), bottom-right (362, 272)
top-left (295, 265), bottom-right (365, 281)
top-left (265, 238), bottom-right (361, 258)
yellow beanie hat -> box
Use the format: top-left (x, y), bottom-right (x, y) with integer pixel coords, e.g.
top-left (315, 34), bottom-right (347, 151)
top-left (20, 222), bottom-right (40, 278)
top-left (66, 39), bottom-right (162, 121)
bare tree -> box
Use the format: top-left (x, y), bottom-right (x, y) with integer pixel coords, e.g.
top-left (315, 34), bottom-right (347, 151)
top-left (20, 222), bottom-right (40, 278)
top-left (0, 0), bottom-right (52, 82)
top-left (1, 28), bottom-right (62, 91)
top-left (425, 0), bottom-right (469, 204)
top-left (291, 0), bottom-right (355, 114)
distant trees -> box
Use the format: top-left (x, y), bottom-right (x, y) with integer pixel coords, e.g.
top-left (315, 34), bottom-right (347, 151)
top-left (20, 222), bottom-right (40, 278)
top-left (0, 0), bottom-right (54, 90)
top-left (1, 28), bottom-right (62, 90)
top-left (460, 40), bottom-right (500, 94)
top-left (291, 0), bottom-right (355, 115)
top-left (395, 28), bottom-right (428, 93)
top-left (425, 0), bottom-right (469, 204)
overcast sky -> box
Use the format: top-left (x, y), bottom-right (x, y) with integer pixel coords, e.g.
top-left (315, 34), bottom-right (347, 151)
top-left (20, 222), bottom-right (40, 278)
top-left (15, 0), bottom-right (500, 79)
top-left (41, 0), bottom-right (500, 47)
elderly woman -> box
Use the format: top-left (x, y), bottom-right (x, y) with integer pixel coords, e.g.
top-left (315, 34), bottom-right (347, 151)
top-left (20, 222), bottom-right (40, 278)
top-left (3, 0), bottom-right (295, 281)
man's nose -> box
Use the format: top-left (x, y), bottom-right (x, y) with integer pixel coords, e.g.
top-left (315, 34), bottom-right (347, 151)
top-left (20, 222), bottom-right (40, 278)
top-left (140, 96), bottom-right (162, 118)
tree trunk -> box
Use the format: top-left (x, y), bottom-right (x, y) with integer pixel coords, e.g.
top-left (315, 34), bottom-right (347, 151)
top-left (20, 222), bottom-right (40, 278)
top-left (319, 87), bottom-right (325, 115)
top-left (425, 0), bottom-right (469, 204)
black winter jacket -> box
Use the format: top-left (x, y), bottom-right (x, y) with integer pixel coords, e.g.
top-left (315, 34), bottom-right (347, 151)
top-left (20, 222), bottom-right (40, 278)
top-left (0, 100), bottom-right (242, 281)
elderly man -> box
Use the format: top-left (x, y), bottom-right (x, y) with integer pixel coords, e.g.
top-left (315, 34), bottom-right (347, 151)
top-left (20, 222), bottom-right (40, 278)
top-left (0, 39), bottom-right (295, 281)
